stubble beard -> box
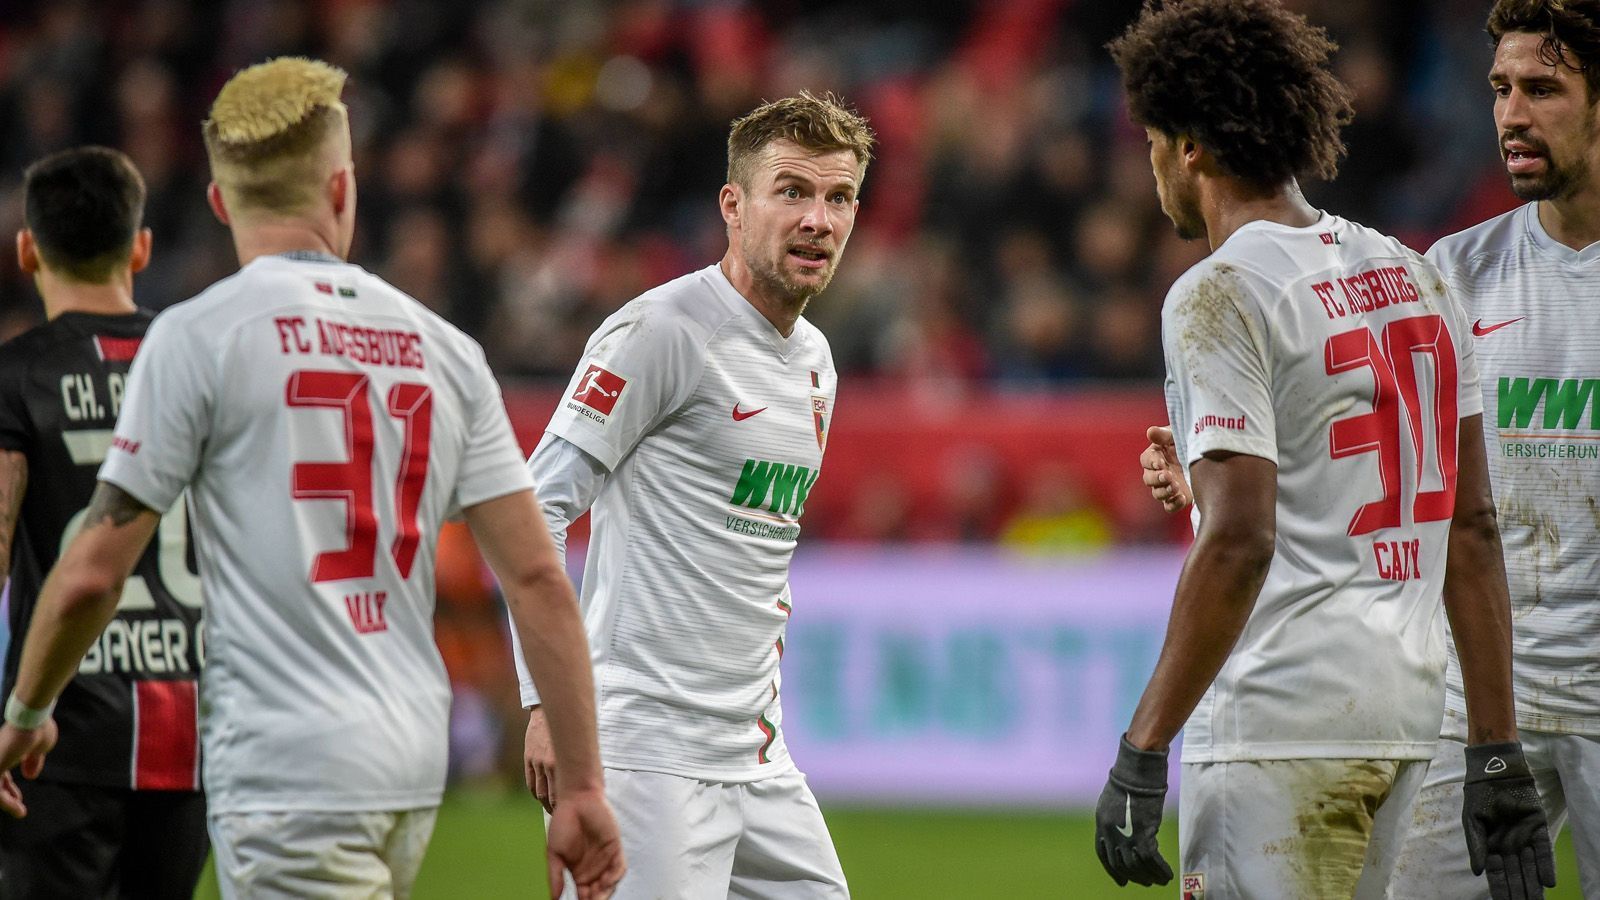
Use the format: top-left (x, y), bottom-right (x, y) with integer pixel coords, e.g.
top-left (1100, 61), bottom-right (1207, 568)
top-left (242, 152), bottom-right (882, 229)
top-left (744, 235), bottom-right (835, 310)
top-left (1509, 150), bottom-right (1586, 201)
top-left (1508, 112), bottom-right (1597, 202)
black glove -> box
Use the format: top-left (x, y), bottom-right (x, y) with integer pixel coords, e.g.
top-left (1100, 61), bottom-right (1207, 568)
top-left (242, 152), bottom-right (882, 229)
top-left (1462, 741), bottom-right (1556, 900)
top-left (1094, 734), bottom-right (1173, 887)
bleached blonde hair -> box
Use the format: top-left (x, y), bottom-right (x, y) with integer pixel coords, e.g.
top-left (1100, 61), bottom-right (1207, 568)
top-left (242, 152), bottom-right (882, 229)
top-left (203, 57), bottom-right (350, 216)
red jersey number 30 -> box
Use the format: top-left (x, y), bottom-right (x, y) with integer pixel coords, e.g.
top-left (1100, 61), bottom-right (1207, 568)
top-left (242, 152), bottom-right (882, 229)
top-left (1325, 314), bottom-right (1459, 536)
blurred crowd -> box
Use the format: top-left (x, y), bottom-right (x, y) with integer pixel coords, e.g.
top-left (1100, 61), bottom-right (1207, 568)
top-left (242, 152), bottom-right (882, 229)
top-left (0, 0), bottom-right (1520, 388)
top-left (0, 0), bottom-right (1533, 788)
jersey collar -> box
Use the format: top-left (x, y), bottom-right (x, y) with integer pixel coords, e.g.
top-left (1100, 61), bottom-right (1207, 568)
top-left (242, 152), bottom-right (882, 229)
top-left (274, 250), bottom-right (345, 264)
top-left (1523, 203), bottom-right (1600, 266)
top-left (708, 264), bottom-right (808, 359)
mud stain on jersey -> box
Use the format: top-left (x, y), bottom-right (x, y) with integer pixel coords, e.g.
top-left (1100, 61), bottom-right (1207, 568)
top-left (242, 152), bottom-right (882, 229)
top-left (1176, 264), bottom-right (1254, 389)
top-left (1498, 490), bottom-right (1560, 613)
top-left (1414, 267), bottom-right (1448, 315)
top-left (1260, 759), bottom-right (1394, 898)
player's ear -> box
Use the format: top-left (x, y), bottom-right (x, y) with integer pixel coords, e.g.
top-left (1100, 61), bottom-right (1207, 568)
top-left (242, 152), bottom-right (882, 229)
top-left (720, 183), bottom-right (741, 229)
top-left (129, 227), bottom-right (153, 274)
top-left (330, 167), bottom-right (351, 217)
top-left (1179, 136), bottom-right (1202, 169)
top-left (16, 230), bottom-right (38, 275)
top-left (207, 182), bottom-right (231, 226)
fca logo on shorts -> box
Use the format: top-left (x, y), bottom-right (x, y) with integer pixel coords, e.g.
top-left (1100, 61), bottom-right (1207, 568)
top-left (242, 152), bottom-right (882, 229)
top-left (573, 364), bottom-right (627, 416)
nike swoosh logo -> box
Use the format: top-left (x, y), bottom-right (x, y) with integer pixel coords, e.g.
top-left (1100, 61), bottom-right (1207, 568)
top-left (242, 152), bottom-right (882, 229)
top-left (732, 404), bottom-right (768, 421)
top-left (1472, 317), bottom-right (1525, 337)
top-left (1116, 796), bottom-right (1134, 838)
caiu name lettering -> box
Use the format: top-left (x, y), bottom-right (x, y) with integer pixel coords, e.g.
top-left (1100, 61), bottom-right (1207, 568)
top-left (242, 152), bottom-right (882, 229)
top-left (1373, 539), bottom-right (1423, 582)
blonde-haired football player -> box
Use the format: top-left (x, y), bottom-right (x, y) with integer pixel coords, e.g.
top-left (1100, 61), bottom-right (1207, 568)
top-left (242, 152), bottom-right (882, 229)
top-left (0, 57), bottom-right (624, 899)
top-left (515, 92), bottom-right (871, 898)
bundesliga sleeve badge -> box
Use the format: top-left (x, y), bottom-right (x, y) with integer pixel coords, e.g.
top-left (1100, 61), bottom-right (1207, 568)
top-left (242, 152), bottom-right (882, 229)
top-left (570, 364), bottom-right (627, 422)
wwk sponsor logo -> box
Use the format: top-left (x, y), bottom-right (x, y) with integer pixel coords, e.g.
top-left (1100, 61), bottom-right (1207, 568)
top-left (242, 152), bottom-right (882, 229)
top-left (730, 458), bottom-right (821, 517)
top-left (1498, 376), bottom-right (1600, 430)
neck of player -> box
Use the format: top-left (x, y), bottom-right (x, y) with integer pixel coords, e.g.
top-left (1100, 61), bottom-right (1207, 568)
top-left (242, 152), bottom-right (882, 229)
top-left (230, 221), bottom-right (346, 268)
top-left (1538, 185), bottom-right (1600, 251)
top-left (719, 252), bottom-right (805, 337)
top-left (37, 267), bottom-right (137, 321)
top-left (1201, 178), bottom-right (1321, 251)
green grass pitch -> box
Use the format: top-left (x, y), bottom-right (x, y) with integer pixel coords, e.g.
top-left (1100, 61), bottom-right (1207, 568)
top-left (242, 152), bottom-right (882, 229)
top-left (195, 791), bottom-right (1583, 898)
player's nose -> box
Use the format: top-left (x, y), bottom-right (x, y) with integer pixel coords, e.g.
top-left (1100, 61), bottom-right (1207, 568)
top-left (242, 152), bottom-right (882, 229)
top-left (798, 198), bottom-right (834, 236)
top-left (1498, 89), bottom-right (1534, 130)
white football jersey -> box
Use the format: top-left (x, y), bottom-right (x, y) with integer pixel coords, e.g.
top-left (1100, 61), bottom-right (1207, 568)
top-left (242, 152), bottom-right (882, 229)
top-left (100, 254), bottom-right (532, 814)
top-left (1428, 203), bottom-right (1600, 735)
top-left (522, 264), bottom-right (835, 782)
top-left (1164, 214), bottom-right (1482, 763)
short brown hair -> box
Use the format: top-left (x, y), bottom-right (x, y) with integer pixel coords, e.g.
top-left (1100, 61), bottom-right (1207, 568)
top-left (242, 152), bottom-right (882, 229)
top-left (1489, 0), bottom-right (1600, 94)
top-left (1108, 0), bottom-right (1354, 185)
top-left (726, 91), bottom-right (876, 190)
top-left (202, 57), bottom-right (349, 216)
top-left (23, 146), bottom-right (146, 283)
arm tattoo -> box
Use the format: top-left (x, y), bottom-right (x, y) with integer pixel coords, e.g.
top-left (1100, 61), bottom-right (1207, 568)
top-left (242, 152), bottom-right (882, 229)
top-left (0, 450), bottom-right (25, 576)
top-left (82, 482), bottom-right (155, 530)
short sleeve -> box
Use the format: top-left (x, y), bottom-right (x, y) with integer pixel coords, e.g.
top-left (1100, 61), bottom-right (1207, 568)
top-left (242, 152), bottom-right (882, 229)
top-left (0, 355), bottom-right (29, 452)
top-left (451, 346), bottom-right (536, 510)
top-left (1162, 265), bottom-right (1280, 465)
top-left (545, 305), bottom-right (704, 471)
top-left (97, 311), bottom-right (214, 511)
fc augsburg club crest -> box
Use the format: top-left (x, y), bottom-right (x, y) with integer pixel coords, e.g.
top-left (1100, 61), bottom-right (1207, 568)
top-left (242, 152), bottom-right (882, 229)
top-left (811, 395), bottom-right (829, 450)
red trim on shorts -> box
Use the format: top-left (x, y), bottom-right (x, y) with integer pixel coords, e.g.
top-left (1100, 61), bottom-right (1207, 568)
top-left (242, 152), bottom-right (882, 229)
top-left (133, 681), bottom-right (200, 790)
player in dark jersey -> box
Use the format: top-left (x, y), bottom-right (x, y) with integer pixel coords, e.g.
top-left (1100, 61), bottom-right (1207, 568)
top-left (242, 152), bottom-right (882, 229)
top-left (0, 147), bottom-right (206, 897)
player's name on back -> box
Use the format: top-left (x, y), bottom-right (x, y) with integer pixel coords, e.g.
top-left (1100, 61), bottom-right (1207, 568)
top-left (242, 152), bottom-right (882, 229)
top-left (273, 314), bottom-right (426, 370)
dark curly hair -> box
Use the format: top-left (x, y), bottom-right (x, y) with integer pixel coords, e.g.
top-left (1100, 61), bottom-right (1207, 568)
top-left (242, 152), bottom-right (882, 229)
top-left (1489, 0), bottom-right (1600, 94)
top-left (1108, 0), bottom-right (1354, 185)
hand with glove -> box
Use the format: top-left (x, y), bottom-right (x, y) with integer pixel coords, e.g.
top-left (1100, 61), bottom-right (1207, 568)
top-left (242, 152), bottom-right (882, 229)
top-left (1094, 734), bottom-right (1173, 887)
top-left (1462, 741), bottom-right (1556, 900)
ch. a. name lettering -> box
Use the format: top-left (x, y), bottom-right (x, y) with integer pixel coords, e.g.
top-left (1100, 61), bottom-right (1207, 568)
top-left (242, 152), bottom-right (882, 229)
top-left (274, 316), bottom-right (425, 370)
top-left (1310, 266), bottom-right (1421, 321)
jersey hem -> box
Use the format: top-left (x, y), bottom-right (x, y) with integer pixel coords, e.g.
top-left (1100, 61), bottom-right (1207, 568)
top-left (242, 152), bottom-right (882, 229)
top-left (35, 767), bottom-right (199, 792)
top-left (202, 788), bottom-right (444, 816)
top-left (1180, 740), bottom-right (1437, 763)
top-left (1443, 704), bottom-right (1600, 738)
top-left (598, 754), bottom-right (797, 784)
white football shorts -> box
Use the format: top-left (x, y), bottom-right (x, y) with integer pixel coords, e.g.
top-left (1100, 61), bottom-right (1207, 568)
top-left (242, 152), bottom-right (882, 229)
top-left (557, 767), bottom-right (848, 899)
top-left (208, 806), bottom-right (438, 899)
top-left (1178, 756), bottom-right (1427, 899)
top-left (1387, 708), bottom-right (1600, 898)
